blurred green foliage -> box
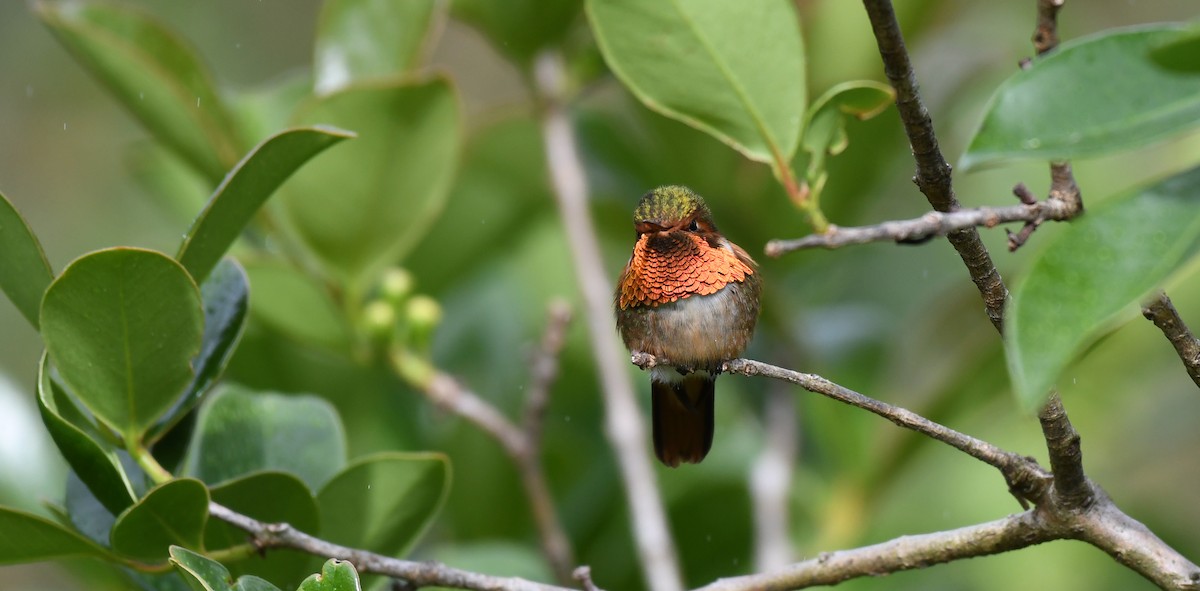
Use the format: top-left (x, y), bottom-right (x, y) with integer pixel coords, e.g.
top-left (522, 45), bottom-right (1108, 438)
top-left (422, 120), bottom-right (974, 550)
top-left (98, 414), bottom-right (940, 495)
top-left (0, 1), bottom-right (1198, 591)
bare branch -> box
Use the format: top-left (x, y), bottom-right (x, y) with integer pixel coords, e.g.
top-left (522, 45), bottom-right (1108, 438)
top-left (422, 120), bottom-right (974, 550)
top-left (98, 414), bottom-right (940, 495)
top-left (535, 49), bottom-right (684, 591)
top-left (697, 496), bottom-right (1200, 591)
top-left (861, 0), bottom-right (1009, 331)
top-left (1037, 394), bottom-right (1092, 510)
top-left (697, 512), bottom-right (1046, 591)
top-left (641, 353), bottom-right (1048, 504)
top-left (1034, 0), bottom-right (1065, 55)
top-left (208, 502), bottom-right (591, 591)
top-left (765, 197), bottom-right (1075, 255)
top-left (1142, 292), bottom-right (1200, 388)
top-left (525, 299), bottom-right (573, 442)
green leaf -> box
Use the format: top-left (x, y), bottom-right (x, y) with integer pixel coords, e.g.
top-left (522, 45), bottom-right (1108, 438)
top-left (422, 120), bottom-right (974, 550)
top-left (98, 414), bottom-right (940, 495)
top-left (803, 80), bottom-right (895, 157)
top-left (64, 470), bottom-right (118, 547)
top-left (185, 386), bottom-right (346, 491)
top-left (41, 248), bottom-right (204, 443)
top-left (297, 559), bottom-right (361, 591)
top-left (177, 127), bottom-right (354, 283)
top-left (587, 0), bottom-right (806, 165)
top-left (243, 261), bottom-right (351, 352)
top-left (206, 471), bottom-right (319, 590)
top-left (453, 0), bottom-right (581, 65)
top-left (111, 478), bottom-right (209, 562)
top-left (128, 143), bottom-right (213, 223)
top-left (1006, 165), bottom-right (1200, 409)
top-left (170, 546), bottom-right (285, 591)
top-left (38, 353), bottom-right (135, 515)
top-left (282, 78), bottom-right (461, 282)
top-left (316, 452), bottom-right (449, 558)
top-left (963, 24), bottom-right (1200, 170)
top-left (149, 259), bottom-right (250, 444)
top-left (0, 506), bottom-right (108, 565)
top-left (314, 0), bottom-right (439, 94)
top-left (800, 81), bottom-right (895, 204)
top-left (35, 0), bottom-right (241, 181)
top-left (0, 190), bottom-right (54, 329)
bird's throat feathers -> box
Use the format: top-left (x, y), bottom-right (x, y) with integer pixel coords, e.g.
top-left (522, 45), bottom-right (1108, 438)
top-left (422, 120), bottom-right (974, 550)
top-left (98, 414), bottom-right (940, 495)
top-left (618, 231), bottom-right (755, 309)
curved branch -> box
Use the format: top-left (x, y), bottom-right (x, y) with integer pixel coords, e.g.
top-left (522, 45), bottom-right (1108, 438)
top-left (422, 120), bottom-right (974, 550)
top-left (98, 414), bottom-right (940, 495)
top-left (208, 503), bottom-right (589, 591)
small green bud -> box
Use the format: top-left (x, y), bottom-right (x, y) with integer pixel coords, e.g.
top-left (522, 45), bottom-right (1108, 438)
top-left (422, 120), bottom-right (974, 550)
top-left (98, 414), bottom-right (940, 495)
top-left (362, 299), bottom-right (397, 346)
top-left (378, 267), bottom-right (414, 307)
top-left (405, 295), bottom-right (442, 353)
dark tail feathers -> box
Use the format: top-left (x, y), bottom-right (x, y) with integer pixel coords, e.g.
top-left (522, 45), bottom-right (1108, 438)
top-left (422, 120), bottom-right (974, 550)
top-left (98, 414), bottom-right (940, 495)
top-left (651, 375), bottom-right (715, 467)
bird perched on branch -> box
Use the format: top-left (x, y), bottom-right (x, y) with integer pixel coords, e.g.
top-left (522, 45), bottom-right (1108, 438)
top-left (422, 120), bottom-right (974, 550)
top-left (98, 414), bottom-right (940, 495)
top-left (615, 186), bottom-right (761, 466)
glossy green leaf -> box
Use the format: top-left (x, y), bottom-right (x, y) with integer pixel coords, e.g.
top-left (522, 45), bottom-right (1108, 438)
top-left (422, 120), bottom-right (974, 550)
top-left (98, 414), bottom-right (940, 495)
top-left (149, 259), bottom-right (250, 444)
top-left (243, 261), bottom-right (351, 352)
top-left (185, 386), bottom-right (346, 491)
top-left (963, 24), bottom-right (1200, 170)
top-left (177, 127), bottom-right (353, 283)
top-left (588, 0), bottom-right (806, 164)
top-left (170, 546), bottom-right (285, 591)
top-left (283, 78), bottom-right (461, 281)
top-left (38, 353), bottom-right (135, 515)
top-left (111, 478), bottom-right (209, 562)
top-left (0, 506), bottom-right (108, 565)
top-left (35, 0), bottom-right (241, 181)
top-left (453, 0), bottom-right (581, 65)
top-left (314, 0), bottom-right (438, 94)
top-left (41, 248), bottom-right (204, 443)
top-left (206, 471), bottom-right (319, 589)
top-left (316, 452), bottom-right (449, 558)
top-left (1007, 165), bottom-right (1200, 409)
top-left (0, 190), bottom-right (54, 329)
top-left (297, 559), bottom-right (361, 591)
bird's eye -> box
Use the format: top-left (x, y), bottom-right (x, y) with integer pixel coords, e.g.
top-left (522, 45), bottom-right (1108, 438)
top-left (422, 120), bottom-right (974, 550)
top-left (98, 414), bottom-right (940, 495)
top-left (688, 220), bottom-right (700, 232)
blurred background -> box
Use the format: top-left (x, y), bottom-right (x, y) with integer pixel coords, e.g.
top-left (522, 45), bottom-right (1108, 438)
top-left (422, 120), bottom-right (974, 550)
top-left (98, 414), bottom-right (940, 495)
top-left (1, 0), bottom-right (1198, 589)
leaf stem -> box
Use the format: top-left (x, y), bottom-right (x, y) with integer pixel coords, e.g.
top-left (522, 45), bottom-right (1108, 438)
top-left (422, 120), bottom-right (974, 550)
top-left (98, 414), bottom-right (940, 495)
top-left (131, 444), bottom-right (174, 485)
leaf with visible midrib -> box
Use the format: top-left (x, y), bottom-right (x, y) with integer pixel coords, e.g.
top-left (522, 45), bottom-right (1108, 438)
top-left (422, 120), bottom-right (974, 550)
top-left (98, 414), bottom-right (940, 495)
top-left (588, 0), bottom-right (806, 165)
top-left (40, 248), bottom-right (204, 443)
top-left (1007, 165), bottom-right (1200, 409)
top-left (963, 24), bottom-right (1200, 170)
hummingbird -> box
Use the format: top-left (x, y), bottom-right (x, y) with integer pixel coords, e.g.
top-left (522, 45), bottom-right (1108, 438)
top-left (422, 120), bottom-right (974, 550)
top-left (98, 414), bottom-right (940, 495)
top-left (615, 186), bottom-right (761, 467)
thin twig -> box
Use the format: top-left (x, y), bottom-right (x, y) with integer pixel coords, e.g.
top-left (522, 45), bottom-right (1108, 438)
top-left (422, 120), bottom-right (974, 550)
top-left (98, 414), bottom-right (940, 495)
top-left (208, 502), bottom-right (590, 591)
top-left (535, 49), bottom-right (684, 591)
top-left (765, 197), bottom-right (1075, 255)
top-left (525, 299), bottom-right (573, 443)
top-left (631, 352), bottom-right (1051, 504)
top-left (1037, 394), bottom-right (1092, 510)
top-left (861, 0), bottom-right (1009, 332)
top-left (396, 302), bottom-right (578, 583)
top-left (1142, 292), bottom-right (1200, 388)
